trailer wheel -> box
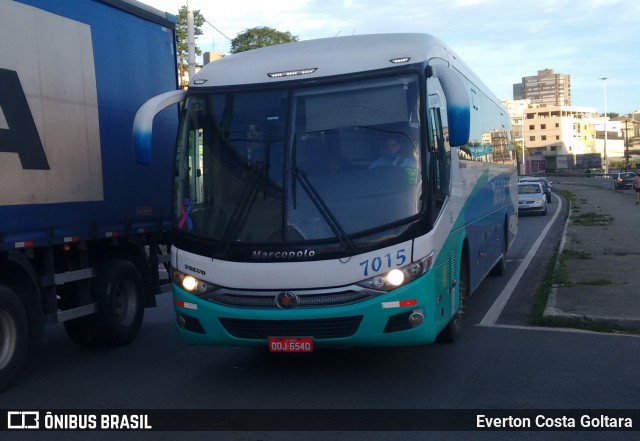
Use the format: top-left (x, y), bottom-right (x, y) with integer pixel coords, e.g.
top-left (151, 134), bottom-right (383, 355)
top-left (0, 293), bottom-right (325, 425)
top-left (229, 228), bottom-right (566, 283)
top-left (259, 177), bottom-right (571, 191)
top-left (0, 285), bottom-right (29, 392)
top-left (91, 259), bottom-right (145, 346)
top-left (60, 284), bottom-right (99, 347)
top-left (63, 316), bottom-right (99, 347)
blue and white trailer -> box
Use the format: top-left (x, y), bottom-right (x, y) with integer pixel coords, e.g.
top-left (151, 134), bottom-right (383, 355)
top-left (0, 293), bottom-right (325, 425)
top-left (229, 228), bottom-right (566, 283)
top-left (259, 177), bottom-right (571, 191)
top-left (0, 0), bottom-right (178, 391)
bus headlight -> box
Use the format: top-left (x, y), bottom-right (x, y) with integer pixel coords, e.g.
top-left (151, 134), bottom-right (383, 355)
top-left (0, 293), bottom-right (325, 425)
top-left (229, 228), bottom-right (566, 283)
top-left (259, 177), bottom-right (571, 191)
top-left (357, 252), bottom-right (434, 292)
top-left (172, 269), bottom-right (219, 296)
top-left (386, 269), bottom-right (405, 286)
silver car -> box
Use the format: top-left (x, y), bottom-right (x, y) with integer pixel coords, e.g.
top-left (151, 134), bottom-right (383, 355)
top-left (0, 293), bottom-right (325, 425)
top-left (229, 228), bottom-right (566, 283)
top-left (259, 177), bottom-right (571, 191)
top-left (518, 182), bottom-right (547, 216)
top-left (519, 176), bottom-right (552, 202)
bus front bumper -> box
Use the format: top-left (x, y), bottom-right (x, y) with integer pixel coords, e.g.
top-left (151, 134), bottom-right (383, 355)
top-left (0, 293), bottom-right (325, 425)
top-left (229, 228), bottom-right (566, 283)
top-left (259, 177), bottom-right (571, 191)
top-left (171, 269), bottom-right (454, 349)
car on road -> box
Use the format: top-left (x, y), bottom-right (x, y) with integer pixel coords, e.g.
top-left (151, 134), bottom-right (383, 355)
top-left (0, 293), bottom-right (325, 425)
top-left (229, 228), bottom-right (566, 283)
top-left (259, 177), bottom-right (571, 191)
top-left (519, 176), bottom-right (552, 202)
top-left (612, 172), bottom-right (635, 190)
top-left (518, 181), bottom-right (547, 216)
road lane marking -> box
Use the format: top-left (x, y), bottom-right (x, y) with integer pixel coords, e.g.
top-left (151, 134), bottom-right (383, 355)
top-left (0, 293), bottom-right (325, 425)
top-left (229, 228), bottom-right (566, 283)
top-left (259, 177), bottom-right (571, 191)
top-left (479, 193), bottom-right (563, 327)
top-left (478, 323), bottom-right (640, 338)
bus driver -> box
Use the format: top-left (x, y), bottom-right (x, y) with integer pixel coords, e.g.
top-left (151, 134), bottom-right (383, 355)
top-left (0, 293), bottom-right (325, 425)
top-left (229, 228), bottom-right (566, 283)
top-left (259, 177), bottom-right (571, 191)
top-left (368, 134), bottom-right (416, 169)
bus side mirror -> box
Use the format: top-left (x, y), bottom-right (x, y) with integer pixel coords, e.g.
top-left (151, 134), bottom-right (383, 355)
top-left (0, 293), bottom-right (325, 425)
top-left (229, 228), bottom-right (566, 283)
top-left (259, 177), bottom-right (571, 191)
top-left (431, 66), bottom-right (470, 147)
top-left (133, 90), bottom-right (186, 165)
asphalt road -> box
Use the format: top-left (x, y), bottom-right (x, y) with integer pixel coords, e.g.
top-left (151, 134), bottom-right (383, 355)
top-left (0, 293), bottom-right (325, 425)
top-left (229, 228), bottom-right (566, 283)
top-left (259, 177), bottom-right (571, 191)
top-left (2, 194), bottom-right (640, 440)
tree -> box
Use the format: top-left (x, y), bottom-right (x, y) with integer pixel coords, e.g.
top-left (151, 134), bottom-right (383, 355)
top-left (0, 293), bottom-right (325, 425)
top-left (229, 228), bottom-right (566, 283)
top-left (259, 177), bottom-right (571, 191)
top-left (230, 26), bottom-right (298, 54)
top-left (176, 6), bottom-right (205, 87)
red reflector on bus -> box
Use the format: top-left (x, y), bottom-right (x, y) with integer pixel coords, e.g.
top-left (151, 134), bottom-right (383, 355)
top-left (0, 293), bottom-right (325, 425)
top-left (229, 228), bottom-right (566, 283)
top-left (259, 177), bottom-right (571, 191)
top-left (174, 300), bottom-right (198, 310)
top-left (381, 299), bottom-right (418, 309)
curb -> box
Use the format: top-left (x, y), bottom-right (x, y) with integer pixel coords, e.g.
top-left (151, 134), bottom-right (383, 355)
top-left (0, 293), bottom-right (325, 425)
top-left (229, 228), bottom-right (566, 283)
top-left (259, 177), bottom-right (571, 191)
top-left (542, 191), bottom-right (571, 320)
top-left (545, 285), bottom-right (640, 330)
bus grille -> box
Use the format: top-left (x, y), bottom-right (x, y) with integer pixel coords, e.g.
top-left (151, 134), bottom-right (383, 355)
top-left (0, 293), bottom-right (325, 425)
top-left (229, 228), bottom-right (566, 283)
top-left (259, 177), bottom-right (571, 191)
top-left (218, 316), bottom-right (363, 340)
top-left (205, 291), bottom-right (371, 309)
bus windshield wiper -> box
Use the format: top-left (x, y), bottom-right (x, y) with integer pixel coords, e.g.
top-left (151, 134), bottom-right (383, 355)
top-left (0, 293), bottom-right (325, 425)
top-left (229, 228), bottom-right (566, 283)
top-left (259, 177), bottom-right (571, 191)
top-left (292, 166), bottom-right (357, 254)
top-left (219, 129), bottom-right (273, 255)
top-left (219, 163), bottom-right (264, 253)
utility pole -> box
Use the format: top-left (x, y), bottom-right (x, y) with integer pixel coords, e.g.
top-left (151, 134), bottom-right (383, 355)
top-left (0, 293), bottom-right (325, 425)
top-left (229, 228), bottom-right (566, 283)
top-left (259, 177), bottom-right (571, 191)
top-left (187, 0), bottom-right (196, 84)
top-left (599, 77), bottom-right (608, 175)
top-left (624, 119), bottom-right (631, 171)
top-left (521, 139), bottom-right (527, 175)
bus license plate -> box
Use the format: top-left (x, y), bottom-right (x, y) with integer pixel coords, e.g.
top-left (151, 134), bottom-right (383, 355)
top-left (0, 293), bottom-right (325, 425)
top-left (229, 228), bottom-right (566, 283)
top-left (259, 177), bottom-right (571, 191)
top-left (268, 337), bottom-right (313, 353)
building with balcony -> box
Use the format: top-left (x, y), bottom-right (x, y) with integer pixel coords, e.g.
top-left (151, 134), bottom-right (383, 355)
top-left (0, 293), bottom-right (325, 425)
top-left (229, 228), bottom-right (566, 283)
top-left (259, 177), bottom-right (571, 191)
top-left (514, 69), bottom-right (571, 106)
top-left (523, 105), bottom-right (598, 157)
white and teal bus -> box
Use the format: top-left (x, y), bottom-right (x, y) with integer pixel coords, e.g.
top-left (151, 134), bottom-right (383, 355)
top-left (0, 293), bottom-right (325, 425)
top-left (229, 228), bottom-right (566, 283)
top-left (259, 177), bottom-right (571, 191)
top-left (134, 33), bottom-right (517, 351)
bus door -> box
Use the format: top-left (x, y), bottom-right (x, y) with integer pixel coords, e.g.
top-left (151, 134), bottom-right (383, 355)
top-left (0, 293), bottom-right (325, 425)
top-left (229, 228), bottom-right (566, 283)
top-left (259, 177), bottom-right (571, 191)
top-left (426, 76), bottom-right (458, 333)
top-left (426, 77), bottom-right (451, 224)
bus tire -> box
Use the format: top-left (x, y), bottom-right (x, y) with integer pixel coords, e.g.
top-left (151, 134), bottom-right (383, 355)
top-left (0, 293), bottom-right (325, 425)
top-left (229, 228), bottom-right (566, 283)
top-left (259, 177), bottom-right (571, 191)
top-left (0, 285), bottom-right (29, 392)
top-left (90, 259), bottom-right (145, 346)
top-left (437, 254), bottom-right (469, 343)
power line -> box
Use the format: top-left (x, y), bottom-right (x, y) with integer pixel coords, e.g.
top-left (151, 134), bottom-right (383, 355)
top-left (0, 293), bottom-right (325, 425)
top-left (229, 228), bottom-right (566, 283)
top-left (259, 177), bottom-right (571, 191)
top-left (204, 19), bottom-right (232, 42)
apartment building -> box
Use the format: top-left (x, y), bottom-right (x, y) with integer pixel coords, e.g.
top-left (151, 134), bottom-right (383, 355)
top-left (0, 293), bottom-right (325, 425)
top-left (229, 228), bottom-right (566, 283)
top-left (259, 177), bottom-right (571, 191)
top-left (514, 69), bottom-right (571, 106)
top-left (523, 105), bottom-right (597, 157)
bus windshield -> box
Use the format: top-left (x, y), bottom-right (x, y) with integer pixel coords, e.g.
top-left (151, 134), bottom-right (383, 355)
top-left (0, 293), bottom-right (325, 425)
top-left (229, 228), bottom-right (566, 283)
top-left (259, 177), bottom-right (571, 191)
top-left (174, 74), bottom-right (422, 254)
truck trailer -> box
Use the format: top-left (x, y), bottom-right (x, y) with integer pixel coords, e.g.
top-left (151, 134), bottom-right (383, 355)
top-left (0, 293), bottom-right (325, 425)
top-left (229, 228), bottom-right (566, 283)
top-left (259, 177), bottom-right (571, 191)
top-left (0, 0), bottom-right (178, 391)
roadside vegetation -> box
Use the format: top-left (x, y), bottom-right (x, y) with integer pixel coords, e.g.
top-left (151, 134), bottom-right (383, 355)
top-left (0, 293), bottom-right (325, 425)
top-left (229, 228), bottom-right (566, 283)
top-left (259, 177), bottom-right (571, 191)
top-left (528, 189), bottom-right (635, 334)
top-left (571, 212), bottom-right (614, 226)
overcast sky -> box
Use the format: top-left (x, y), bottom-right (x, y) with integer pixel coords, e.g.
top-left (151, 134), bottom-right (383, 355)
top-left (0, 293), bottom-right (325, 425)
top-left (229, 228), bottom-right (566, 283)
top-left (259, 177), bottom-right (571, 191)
top-left (142, 0), bottom-right (640, 115)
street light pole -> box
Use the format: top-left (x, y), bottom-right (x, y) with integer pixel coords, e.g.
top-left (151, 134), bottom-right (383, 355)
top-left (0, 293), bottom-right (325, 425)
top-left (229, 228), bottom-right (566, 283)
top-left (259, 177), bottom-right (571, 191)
top-left (520, 112), bottom-right (527, 175)
top-left (599, 77), bottom-right (608, 175)
top-left (186, 0), bottom-right (196, 83)
top-left (624, 119), bottom-right (630, 171)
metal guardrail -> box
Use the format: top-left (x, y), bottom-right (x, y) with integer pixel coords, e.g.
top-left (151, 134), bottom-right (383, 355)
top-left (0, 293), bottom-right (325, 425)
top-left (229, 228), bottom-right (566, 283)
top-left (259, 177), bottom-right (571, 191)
top-left (527, 171), bottom-right (639, 179)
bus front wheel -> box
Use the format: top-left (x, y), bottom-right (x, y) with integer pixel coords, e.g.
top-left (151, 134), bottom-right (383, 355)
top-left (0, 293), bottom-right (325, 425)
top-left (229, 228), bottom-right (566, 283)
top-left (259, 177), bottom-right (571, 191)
top-left (436, 254), bottom-right (469, 343)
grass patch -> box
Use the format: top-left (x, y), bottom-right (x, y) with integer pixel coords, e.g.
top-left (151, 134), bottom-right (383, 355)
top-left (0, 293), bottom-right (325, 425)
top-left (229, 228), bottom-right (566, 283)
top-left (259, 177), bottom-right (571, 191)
top-left (562, 249), bottom-right (592, 259)
top-left (557, 189), bottom-right (582, 214)
top-left (553, 251), bottom-right (570, 286)
top-left (529, 246), bottom-right (561, 322)
top-left (557, 189), bottom-right (577, 206)
top-left (572, 211), bottom-right (614, 226)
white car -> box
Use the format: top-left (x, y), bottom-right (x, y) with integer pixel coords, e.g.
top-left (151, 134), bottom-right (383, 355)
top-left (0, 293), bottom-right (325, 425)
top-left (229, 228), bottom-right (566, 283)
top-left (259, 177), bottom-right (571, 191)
top-left (518, 182), bottom-right (547, 216)
top-left (519, 176), bottom-right (552, 202)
